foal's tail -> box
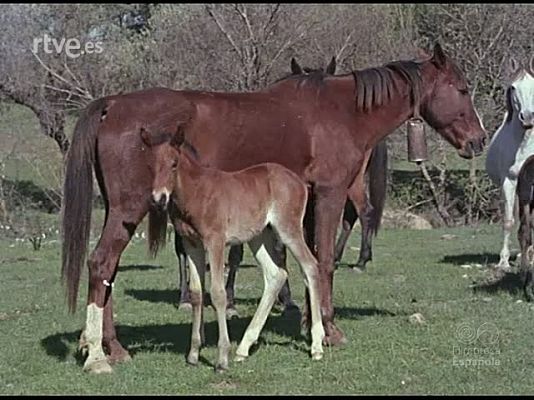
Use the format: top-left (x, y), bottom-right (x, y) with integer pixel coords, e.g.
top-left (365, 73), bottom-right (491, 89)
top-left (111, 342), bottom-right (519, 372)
top-left (61, 98), bottom-right (108, 313)
top-left (367, 139), bottom-right (388, 236)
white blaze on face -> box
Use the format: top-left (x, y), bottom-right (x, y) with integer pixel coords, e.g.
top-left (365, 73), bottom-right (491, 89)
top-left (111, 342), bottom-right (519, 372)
top-left (152, 188), bottom-right (170, 206)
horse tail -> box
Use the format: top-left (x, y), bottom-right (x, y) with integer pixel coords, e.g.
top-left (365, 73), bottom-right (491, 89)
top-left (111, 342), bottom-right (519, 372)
top-left (148, 207), bottom-right (169, 258)
top-left (61, 98), bottom-right (108, 313)
top-left (367, 139), bottom-right (388, 236)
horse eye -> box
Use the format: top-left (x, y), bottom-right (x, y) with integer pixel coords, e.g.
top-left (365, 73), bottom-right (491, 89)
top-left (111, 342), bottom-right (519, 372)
top-left (459, 89), bottom-right (469, 95)
top-left (171, 161), bottom-right (177, 169)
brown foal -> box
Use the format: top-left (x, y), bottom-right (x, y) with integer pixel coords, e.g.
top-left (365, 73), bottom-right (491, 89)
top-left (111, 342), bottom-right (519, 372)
top-left (140, 125), bottom-right (324, 372)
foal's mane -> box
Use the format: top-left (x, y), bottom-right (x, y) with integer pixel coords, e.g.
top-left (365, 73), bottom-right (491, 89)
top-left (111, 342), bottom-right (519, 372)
top-left (352, 59), bottom-right (423, 112)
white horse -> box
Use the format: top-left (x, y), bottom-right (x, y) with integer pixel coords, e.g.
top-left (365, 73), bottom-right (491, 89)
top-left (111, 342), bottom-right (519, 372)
top-left (486, 57), bottom-right (534, 269)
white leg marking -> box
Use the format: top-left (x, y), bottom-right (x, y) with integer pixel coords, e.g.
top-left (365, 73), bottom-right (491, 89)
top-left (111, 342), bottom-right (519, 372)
top-left (499, 178), bottom-right (516, 269)
top-left (82, 303), bottom-right (112, 373)
top-left (236, 230), bottom-right (287, 361)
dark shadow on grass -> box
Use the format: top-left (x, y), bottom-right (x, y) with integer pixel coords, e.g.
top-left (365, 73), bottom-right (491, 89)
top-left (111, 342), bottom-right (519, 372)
top-left (335, 306), bottom-right (399, 320)
top-left (472, 268), bottom-right (523, 296)
top-left (439, 252), bottom-right (500, 266)
top-left (125, 289), bottom-right (180, 306)
top-left (120, 264), bottom-right (165, 272)
top-left (40, 312), bottom-right (309, 369)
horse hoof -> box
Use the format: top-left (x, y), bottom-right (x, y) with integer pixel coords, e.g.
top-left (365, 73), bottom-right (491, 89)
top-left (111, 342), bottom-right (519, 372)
top-left (187, 354), bottom-right (199, 366)
top-left (226, 307), bottom-right (239, 319)
top-left (323, 324), bottom-right (347, 347)
top-left (350, 265), bottom-right (366, 274)
top-left (179, 302), bottom-right (193, 312)
top-left (234, 354), bottom-right (247, 363)
top-left (311, 352), bottom-right (323, 361)
top-left (281, 304), bottom-right (301, 319)
top-left (107, 351), bottom-right (132, 365)
top-left (495, 260), bottom-right (511, 270)
top-left (83, 359), bottom-right (113, 374)
top-left (215, 363), bottom-right (228, 373)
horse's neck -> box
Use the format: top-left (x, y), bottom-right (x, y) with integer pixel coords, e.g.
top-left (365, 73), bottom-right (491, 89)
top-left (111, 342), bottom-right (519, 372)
top-left (355, 80), bottom-right (415, 148)
top-left (174, 151), bottom-right (209, 210)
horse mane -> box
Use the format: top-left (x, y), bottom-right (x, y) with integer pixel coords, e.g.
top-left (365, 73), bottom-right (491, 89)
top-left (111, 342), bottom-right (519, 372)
top-left (352, 59), bottom-right (423, 113)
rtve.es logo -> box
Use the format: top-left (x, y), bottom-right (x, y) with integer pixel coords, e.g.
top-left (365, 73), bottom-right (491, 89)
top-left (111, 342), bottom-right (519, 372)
top-left (32, 33), bottom-right (104, 59)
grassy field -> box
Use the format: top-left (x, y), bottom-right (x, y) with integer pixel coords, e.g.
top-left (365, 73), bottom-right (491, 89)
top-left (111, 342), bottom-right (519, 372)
top-left (1, 222), bottom-right (534, 395)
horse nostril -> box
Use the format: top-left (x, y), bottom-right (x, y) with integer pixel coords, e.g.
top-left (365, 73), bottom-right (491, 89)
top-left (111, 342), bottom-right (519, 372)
top-left (519, 112), bottom-right (526, 122)
top-left (160, 193), bottom-right (168, 207)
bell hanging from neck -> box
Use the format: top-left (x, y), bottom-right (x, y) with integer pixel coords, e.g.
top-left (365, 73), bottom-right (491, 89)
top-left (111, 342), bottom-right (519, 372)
top-left (406, 117), bottom-right (428, 163)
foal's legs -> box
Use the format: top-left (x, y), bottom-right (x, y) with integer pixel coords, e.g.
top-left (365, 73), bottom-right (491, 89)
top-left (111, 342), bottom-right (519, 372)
top-left (205, 238), bottom-right (231, 372)
top-left (498, 177), bottom-right (517, 269)
top-left (235, 229), bottom-right (288, 362)
top-left (182, 240), bottom-right (206, 365)
top-left (225, 242), bottom-right (298, 318)
top-left (275, 223), bottom-right (325, 359)
top-left (175, 232), bottom-right (192, 310)
top-left (225, 244), bottom-right (243, 318)
top-left (82, 210), bottom-right (143, 373)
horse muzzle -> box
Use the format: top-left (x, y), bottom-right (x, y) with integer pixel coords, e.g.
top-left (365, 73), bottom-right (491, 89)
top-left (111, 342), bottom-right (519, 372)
top-left (458, 137), bottom-right (486, 159)
top-left (151, 190), bottom-right (169, 211)
top-left (519, 111), bottom-right (534, 130)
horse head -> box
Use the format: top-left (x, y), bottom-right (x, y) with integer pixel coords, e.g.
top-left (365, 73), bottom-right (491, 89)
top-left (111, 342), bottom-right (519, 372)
top-left (419, 43), bottom-right (488, 159)
top-left (505, 56), bottom-right (534, 129)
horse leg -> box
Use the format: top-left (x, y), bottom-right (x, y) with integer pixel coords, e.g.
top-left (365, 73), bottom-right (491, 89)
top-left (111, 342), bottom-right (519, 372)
top-left (235, 229), bottom-right (288, 362)
top-left (348, 150), bottom-right (374, 272)
top-left (313, 186), bottom-right (347, 346)
top-left (498, 178), bottom-right (516, 269)
top-left (271, 234), bottom-right (300, 316)
top-left (518, 199), bottom-right (534, 300)
top-left (175, 232), bottom-right (192, 311)
top-left (274, 219), bottom-right (325, 360)
top-left (182, 240), bottom-right (206, 365)
top-left (334, 200), bottom-right (358, 265)
top-left (102, 293), bottom-right (131, 364)
top-left (300, 192), bottom-right (316, 338)
top-left (225, 244), bottom-right (243, 318)
top-left (205, 238), bottom-right (231, 372)
top-left (82, 211), bottom-right (140, 373)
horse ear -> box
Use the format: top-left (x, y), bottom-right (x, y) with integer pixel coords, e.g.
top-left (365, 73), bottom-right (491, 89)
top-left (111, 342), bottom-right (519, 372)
top-left (140, 127), bottom-right (153, 147)
top-left (326, 56), bottom-right (336, 75)
top-left (508, 57), bottom-right (519, 76)
top-left (431, 42), bottom-right (447, 69)
top-left (290, 57), bottom-right (303, 75)
top-left (529, 55), bottom-right (534, 75)
top-left (170, 125), bottom-right (186, 149)
top-left (416, 47), bottom-right (431, 60)
top-left (505, 86), bottom-right (514, 123)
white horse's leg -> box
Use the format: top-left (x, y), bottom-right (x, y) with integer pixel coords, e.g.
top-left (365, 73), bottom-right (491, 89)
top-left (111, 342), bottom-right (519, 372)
top-left (498, 177), bottom-right (517, 269)
top-left (235, 230), bottom-right (288, 362)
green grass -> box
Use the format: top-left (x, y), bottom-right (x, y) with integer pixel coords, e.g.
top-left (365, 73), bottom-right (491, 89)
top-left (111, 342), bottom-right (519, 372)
top-left (1, 222), bottom-right (533, 395)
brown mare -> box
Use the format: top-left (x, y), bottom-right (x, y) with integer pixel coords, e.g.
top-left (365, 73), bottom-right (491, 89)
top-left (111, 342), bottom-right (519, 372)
top-left (516, 154), bottom-right (534, 301)
top-left (177, 56), bottom-right (388, 316)
top-left (62, 42), bottom-right (486, 371)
